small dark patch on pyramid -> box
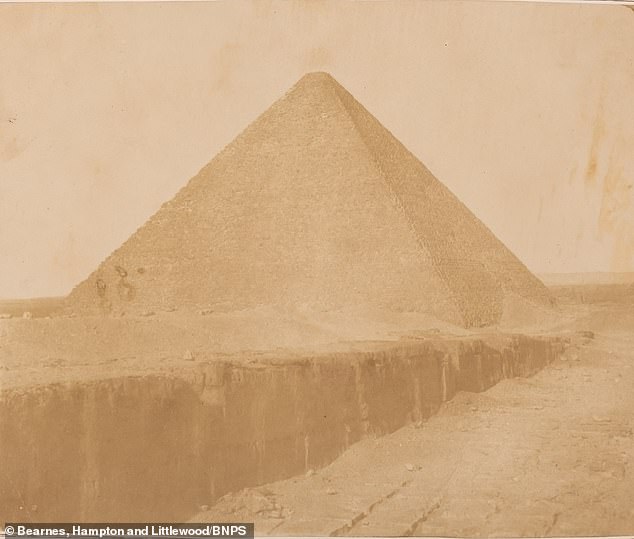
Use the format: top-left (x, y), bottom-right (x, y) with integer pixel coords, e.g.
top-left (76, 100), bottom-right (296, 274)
top-left (64, 72), bottom-right (554, 327)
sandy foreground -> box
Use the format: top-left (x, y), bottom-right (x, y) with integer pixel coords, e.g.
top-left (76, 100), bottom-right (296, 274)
top-left (194, 330), bottom-right (634, 537)
top-left (1, 297), bottom-right (632, 533)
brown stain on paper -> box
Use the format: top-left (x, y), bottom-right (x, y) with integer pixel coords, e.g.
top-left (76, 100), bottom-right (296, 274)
top-left (211, 42), bottom-right (243, 92)
top-left (597, 138), bottom-right (634, 272)
top-left (304, 47), bottom-right (333, 71)
top-left (584, 102), bottom-right (605, 187)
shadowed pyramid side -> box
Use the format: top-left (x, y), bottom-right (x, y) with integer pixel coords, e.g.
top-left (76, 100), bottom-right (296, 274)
top-left (327, 76), bottom-right (554, 327)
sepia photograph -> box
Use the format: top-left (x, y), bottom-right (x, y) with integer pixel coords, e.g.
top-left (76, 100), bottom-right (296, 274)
top-left (1, 0), bottom-right (634, 537)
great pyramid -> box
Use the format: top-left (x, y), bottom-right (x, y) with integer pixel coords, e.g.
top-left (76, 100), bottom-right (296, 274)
top-left (65, 72), bottom-right (554, 328)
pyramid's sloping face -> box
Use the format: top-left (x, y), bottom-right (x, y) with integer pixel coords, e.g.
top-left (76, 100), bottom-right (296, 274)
top-left (65, 72), bottom-right (553, 327)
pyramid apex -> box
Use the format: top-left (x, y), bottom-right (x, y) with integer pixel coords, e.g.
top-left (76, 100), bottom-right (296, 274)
top-left (293, 71), bottom-right (341, 88)
top-left (301, 71), bottom-right (336, 80)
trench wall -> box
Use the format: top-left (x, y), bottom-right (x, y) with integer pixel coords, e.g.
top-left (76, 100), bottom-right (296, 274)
top-left (0, 335), bottom-right (566, 522)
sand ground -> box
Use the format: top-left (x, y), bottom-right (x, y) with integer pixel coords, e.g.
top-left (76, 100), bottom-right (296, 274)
top-left (2, 291), bottom-right (632, 534)
top-left (194, 328), bottom-right (634, 537)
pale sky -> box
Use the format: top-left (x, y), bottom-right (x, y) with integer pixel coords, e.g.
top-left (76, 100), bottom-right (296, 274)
top-left (1, 1), bottom-right (633, 298)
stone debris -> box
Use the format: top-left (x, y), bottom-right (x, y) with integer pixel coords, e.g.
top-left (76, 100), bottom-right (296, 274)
top-left (183, 350), bottom-right (195, 361)
top-left (22, 311), bottom-right (32, 319)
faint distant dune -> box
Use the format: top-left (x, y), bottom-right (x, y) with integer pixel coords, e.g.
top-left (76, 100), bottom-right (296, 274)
top-left (0, 297), bottom-right (65, 318)
top-left (541, 272), bottom-right (634, 307)
top-left (539, 272), bottom-right (634, 286)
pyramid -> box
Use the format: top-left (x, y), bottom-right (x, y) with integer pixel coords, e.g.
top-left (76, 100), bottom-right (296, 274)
top-left (64, 72), bottom-right (554, 328)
